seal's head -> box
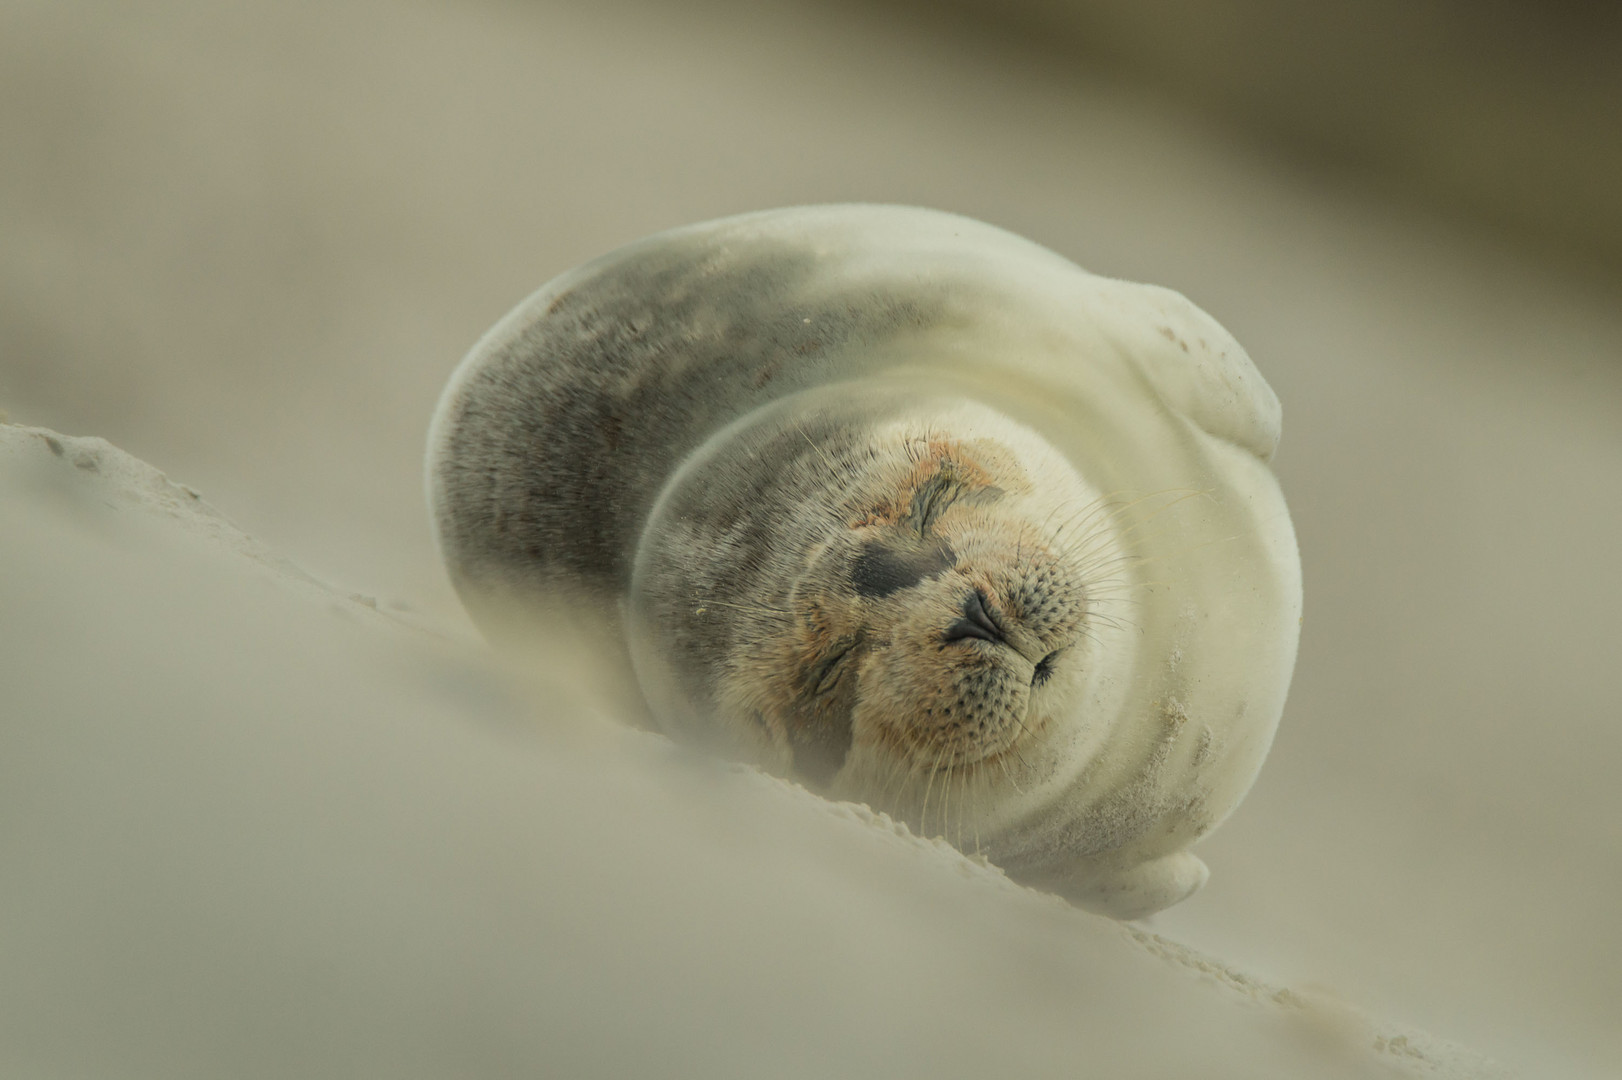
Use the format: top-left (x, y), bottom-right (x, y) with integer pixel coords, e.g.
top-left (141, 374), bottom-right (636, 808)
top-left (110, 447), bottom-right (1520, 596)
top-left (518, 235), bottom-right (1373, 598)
top-left (629, 389), bottom-right (1126, 835)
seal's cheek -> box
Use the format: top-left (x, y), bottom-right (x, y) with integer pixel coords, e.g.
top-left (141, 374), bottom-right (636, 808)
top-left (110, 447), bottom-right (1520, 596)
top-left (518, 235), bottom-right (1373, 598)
top-left (782, 651), bottom-right (862, 788)
top-left (847, 643), bottom-right (937, 754)
top-left (853, 642), bottom-right (1034, 766)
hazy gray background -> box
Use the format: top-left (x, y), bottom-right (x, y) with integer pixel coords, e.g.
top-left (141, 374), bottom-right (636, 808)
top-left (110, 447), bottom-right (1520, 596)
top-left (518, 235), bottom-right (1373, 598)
top-left (912, 0), bottom-right (1622, 277)
top-left (3, 0), bottom-right (1619, 1075)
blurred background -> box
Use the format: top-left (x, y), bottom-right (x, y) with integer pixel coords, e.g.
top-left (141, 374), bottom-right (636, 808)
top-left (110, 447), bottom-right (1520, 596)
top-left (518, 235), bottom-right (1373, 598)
top-left (3, 0), bottom-right (1619, 1075)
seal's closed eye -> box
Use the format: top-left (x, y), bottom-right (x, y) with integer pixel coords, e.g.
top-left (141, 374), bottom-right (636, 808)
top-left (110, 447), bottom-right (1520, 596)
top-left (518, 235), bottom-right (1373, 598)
top-left (789, 635), bottom-right (862, 787)
top-left (807, 637), bottom-right (857, 696)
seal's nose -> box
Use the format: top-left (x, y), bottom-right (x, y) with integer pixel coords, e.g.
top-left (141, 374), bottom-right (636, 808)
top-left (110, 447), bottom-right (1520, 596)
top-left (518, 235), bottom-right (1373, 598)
top-left (942, 589), bottom-right (1007, 644)
top-left (945, 590), bottom-right (1059, 682)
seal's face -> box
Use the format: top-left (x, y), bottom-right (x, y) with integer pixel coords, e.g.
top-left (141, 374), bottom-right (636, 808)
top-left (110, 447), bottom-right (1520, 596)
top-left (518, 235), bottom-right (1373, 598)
top-left (706, 415), bottom-right (1109, 831)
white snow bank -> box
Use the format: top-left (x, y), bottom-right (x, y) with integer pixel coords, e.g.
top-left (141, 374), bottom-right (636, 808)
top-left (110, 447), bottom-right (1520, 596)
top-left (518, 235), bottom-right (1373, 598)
top-left (0, 422), bottom-right (1508, 1079)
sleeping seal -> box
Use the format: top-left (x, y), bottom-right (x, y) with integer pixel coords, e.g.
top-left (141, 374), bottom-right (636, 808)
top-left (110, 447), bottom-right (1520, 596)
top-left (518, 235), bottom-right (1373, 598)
top-left (426, 205), bottom-right (1301, 919)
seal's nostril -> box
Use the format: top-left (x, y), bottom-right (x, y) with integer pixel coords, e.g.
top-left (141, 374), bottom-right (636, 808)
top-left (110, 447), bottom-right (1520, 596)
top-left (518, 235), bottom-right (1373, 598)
top-left (943, 589), bottom-right (1006, 645)
top-left (1032, 651), bottom-right (1058, 687)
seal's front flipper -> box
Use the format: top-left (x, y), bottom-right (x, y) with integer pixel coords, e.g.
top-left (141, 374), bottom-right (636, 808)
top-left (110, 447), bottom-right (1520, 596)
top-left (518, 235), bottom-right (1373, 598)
top-left (1058, 851), bottom-right (1210, 921)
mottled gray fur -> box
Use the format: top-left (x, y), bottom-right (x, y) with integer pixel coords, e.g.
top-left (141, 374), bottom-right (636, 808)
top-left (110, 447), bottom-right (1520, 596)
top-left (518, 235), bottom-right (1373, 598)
top-left (430, 226), bottom-right (944, 617)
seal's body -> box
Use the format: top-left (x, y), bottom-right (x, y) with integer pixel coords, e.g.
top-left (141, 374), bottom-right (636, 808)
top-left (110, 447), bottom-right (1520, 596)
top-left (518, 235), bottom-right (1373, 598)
top-left (427, 205), bottom-right (1301, 918)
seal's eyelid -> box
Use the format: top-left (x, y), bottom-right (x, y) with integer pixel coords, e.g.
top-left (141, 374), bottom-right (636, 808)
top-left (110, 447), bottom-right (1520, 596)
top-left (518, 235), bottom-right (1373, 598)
top-left (808, 640), bottom-right (855, 696)
top-left (906, 471), bottom-right (959, 534)
top-left (908, 473), bottom-right (1007, 537)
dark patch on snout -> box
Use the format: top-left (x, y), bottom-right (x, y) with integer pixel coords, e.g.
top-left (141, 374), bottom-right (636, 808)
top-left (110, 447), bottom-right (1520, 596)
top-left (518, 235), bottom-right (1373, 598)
top-left (851, 538), bottom-right (954, 599)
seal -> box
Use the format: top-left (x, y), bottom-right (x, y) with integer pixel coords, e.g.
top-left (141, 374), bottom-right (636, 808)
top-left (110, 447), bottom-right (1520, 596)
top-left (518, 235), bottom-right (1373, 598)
top-left (426, 205), bottom-right (1302, 918)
